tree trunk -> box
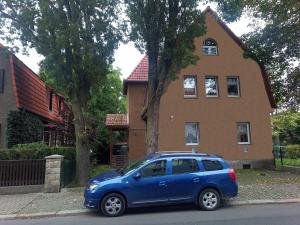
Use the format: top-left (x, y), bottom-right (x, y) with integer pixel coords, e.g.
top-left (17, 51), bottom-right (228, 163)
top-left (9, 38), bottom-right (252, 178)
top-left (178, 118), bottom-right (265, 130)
top-left (146, 97), bottom-right (160, 154)
top-left (146, 53), bottom-right (160, 154)
top-left (72, 101), bottom-right (90, 186)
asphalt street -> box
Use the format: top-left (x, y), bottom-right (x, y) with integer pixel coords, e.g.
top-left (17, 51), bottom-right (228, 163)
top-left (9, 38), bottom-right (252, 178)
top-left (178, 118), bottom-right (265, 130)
top-left (1, 203), bottom-right (300, 225)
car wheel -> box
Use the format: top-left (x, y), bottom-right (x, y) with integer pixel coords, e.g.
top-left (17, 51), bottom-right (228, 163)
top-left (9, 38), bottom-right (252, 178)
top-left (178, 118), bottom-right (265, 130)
top-left (100, 193), bottom-right (126, 217)
top-left (198, 188), bottom-right (220, 211)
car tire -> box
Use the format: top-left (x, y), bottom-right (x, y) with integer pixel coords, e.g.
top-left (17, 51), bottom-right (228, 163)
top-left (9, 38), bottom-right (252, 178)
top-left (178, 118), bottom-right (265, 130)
top-left (100, 193), bottom-right (126, 217)
top-left (198, 188), bottom-right (220, 211)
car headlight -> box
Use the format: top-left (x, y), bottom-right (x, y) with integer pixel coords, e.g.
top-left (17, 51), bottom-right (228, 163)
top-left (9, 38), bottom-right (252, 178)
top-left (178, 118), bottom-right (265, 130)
top-left (89, 183), bottom-right (98, 191)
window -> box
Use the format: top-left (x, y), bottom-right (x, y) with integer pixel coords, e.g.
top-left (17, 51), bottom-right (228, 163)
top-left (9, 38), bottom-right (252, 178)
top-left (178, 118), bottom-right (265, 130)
top-left (140, 160), bottom-right (167, 177)
top-left (202, 160), bottom-right (223, 171)
top-left (48, 90), bottom-right (53, 111)
top-left (237, 122), bottom-right (251, 144)
top-left (185, 122), bottom-right (199, 145)
top-left (58, 96), bottom-right (63, 115)
top-left (184, 76), bottom-right (197, 97)
top-left (172, 159), bottom-right (199, 174)
top-left (205, 76), bottom-right (218, 97)
top-left (227, 76), bottom-right (240, 97)
top-left (202, 39), bottom-right (218, 55)
top-left (0, 69), bottom-right (5, 94)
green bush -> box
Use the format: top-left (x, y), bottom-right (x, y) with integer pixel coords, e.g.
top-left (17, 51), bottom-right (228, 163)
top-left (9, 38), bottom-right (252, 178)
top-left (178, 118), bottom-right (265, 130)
top-left (0, 142), bottom-right (76, 160)
top-left (284, 145), bottom-right (300, 159)
top-left (6, 110), bottom-right (44, 148)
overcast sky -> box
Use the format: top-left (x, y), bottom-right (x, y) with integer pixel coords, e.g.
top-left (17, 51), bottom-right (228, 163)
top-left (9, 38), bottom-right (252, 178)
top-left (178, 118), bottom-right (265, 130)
top-left (1, 4), bottom-right (257, 80)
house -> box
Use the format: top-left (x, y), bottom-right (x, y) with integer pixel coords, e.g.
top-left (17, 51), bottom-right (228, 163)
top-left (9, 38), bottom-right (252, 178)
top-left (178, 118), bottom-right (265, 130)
top-left (106, 7), bottom-right (276, 169)
top-left (0, 44), bottom-right (73, 148)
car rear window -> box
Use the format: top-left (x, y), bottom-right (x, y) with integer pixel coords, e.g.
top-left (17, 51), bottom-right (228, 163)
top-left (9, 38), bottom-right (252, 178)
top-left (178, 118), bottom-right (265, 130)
top-left (202, 160), bottom-right (223, 171)
top-left (172, 159), bottom-right (199, 174)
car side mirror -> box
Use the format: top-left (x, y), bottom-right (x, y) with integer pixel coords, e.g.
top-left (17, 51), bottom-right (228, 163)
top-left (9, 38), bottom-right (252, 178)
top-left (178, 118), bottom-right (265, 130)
top-left (133, 172), bottom-right (141, 180)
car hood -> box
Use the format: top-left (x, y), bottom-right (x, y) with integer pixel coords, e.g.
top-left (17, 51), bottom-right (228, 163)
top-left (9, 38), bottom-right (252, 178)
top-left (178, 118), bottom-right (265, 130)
top-left (89, 170), bottom-right (120, 183)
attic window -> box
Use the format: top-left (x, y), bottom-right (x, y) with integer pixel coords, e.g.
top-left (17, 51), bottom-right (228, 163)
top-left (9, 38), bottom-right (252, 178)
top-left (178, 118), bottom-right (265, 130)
top-left (203, 39), bottom-right (218, 55)
top-left (48, 90), bottom-right (53, 112)
top-left (0, 69), bottom-right (5, 94)
top-left (58, 96), bottom-right (63, 115)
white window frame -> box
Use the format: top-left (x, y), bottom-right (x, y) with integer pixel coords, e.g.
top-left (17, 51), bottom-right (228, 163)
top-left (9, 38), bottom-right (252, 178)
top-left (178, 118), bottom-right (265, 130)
top-left (183, 75), bottom-right (197, 98)
top-left (237, 122), bottom-right (251, 144)
top-left (202, 46), bottom-right (218, 55)
top-left (227, 76), bottom-right (240, 97)
top-left (185, 122), bottom-right (199, 146)
top-left (205, 76), bottom-right (219, 97)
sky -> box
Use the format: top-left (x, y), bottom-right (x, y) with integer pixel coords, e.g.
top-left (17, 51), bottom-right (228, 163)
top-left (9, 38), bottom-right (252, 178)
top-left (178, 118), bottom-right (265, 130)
top-left (2, 4), bottom-right (257, 80)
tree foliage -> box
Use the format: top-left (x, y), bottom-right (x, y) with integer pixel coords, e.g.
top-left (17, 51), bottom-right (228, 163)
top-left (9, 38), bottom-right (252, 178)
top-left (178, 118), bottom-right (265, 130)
top-left (209, 0), bottom-right (300, 108)
top-left (0, 0), bottom-right (123, 184)
top-left (125, 0), bottom-right (206, 153)
top-left (272, 111), bottom-right (300, 144)
top-left (87, 68), bottom-right (127, 163)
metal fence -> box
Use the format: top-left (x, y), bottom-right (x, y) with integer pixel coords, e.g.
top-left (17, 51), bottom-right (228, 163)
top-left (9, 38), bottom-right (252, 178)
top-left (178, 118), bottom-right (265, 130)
top-left (0, 159), bottom-right (45, 187)
top-left (60, 160), bottom-right (76, 187)
top-left (273, 145), bottom-right (300, 167)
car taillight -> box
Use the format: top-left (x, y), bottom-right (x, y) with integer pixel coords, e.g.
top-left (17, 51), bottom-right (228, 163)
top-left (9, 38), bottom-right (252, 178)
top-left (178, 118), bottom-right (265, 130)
top-left (229, 168), bottom-right (236, 182)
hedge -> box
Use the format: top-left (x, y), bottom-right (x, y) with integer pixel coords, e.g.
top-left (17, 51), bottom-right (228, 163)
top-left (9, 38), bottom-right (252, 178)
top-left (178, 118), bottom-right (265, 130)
top-left (0, 142), bottom-right (76, 160)
top-left (6, 110), bottom-right (44, 148)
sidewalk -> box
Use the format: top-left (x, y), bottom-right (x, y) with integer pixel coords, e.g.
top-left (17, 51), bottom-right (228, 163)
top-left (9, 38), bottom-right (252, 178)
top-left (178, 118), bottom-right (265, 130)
top-left (1, 169), bottom-right (300, 220)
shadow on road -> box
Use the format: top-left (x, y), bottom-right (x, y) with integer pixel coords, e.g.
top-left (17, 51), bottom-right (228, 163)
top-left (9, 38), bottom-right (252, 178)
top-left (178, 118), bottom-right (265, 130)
top-left (86, 202), bottom-right (236, 217)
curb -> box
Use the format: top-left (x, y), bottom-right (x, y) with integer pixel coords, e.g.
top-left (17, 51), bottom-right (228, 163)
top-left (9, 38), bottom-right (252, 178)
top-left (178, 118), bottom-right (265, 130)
top-left (0, 209), bottom-right (89, 221)
top-left (1, 199), bottom-right (300, 220)
top-left (226, 198), bottom-right (300, 206)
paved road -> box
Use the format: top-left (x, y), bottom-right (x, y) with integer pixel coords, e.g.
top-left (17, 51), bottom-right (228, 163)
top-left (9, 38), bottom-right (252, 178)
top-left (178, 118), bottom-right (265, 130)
top-left (1, 203), bottom-right (300, 225)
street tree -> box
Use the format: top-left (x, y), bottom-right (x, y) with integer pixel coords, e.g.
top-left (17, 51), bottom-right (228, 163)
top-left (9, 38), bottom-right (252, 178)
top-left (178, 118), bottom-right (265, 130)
top-left (0, 0), bottom-right (123, 184)
top-left (125, 0), bottom-right (206, 154)
top-left (208, 0), bottom-right (300, 108)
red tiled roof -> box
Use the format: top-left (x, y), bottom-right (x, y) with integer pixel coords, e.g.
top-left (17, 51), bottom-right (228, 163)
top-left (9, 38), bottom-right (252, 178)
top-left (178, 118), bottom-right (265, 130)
top-left (106, 114), bottom-right (128, 127)
top-left (126, 56), bottom-right (149, 81)
top-left (0, 43), bottom-right (66, 123)
top-left (12, 55), bottom-right (66, 122)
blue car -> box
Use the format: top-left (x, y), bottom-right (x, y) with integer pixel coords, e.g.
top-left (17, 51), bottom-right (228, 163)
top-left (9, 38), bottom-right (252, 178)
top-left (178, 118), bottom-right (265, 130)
top-left (84, 152), bottom-right (238, 217)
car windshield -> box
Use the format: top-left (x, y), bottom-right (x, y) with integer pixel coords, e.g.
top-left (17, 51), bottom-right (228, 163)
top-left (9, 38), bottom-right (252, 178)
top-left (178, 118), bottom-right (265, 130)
top-left (122, 159), bottom-right (147, 175)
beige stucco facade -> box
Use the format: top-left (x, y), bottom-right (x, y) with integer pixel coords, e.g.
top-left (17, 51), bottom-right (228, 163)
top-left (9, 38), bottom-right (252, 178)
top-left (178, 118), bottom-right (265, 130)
top-left (126, 12), bottom-right (274, 167)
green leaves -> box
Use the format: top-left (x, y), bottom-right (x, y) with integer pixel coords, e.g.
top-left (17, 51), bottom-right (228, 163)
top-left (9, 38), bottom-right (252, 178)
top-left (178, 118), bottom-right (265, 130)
top-left (272, 111), bottom-right (300, 144)
top-left (209, 0), bottom-right (300, 109)
top-left (6, 110), bottom-right (44, 148)
top-left (0, 0), bottom-right (123, 104)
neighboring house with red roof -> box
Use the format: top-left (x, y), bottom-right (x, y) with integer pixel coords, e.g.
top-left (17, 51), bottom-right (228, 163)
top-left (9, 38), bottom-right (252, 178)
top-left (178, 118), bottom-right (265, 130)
top-left (106, 7), bottom-right (276, 169)
top-left (0, 44), bottom-right (73, 148)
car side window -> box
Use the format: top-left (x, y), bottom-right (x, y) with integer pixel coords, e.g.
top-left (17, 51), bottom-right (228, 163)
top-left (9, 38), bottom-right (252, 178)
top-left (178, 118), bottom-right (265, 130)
top-left (140, 160), bottom-right (167, 177)
top-left (172, 159), bottom-right (199, 175)
top-left (202, 160), bottom-right (223, 171)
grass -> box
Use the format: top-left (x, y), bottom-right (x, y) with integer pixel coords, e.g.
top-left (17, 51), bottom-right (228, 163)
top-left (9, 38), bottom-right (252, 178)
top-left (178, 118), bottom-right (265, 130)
top-left (90, 164), bottom-right (111, 177)
top-left (235, 168), bottom-right (300, 185)
top-left (275, 158), bottom-right (300, 167)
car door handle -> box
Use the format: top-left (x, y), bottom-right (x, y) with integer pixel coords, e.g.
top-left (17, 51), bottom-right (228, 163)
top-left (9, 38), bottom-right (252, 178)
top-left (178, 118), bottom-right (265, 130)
top-left (159, 181), bottom-right (167, 187)
top-left (193, 178), bottom-right (200, 183)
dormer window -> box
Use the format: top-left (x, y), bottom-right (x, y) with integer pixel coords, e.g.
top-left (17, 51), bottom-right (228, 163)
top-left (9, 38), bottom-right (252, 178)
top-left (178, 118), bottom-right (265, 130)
top-left (203, 39), bottom-right (218, 55)
top-left (0, 69), bottom-right (4, 94)
top-left (48, 90), bottom-right (53, 112)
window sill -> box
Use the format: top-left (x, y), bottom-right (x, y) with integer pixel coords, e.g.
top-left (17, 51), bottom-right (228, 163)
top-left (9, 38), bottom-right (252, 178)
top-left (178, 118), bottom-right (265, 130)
top-left (184, 95), bottom-right (198, 99)
top-left (238, 142), bottom-right (251, 145)
top-left (186, 143), bottom-right (199, 146)
top-left (206, 95), bottom-right (219, 98)
top-left (228, 95), bottom-right (240, 98)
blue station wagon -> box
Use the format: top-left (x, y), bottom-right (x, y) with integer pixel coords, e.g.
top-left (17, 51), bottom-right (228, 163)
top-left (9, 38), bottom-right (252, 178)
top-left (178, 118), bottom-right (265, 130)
top-left (84, 152), bottom-right (238, 216)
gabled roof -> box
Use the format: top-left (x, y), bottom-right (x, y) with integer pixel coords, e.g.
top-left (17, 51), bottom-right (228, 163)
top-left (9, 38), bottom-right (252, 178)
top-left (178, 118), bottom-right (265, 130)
top-left (123, 56), bottom-right (148, 95)
top-left (1, 44), bottom-right (66, 123)
top-left (123, 7), bottom-right (276, 108)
